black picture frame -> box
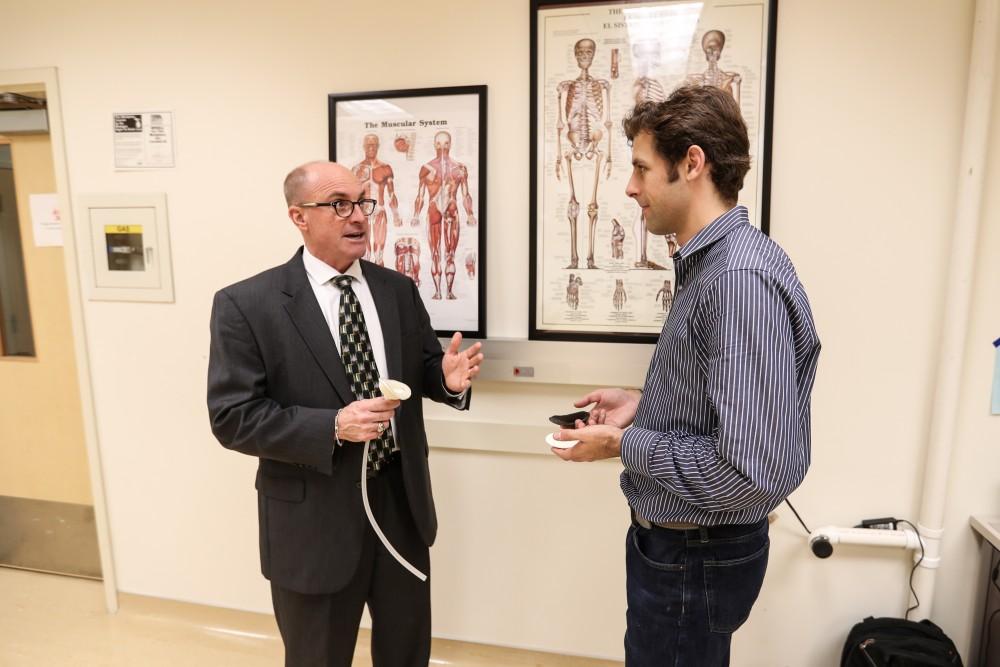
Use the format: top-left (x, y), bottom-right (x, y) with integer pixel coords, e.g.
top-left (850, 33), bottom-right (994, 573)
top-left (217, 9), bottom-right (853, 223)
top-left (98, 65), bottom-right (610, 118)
top-left (530, 0), bottom-right (778, 343)
top-left (329, 85), bottom-right (488, 340)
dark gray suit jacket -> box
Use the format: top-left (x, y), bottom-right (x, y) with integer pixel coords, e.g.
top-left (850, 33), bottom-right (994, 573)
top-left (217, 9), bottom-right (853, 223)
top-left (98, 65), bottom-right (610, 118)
top-left (207, 248), bottom-right (467, 594)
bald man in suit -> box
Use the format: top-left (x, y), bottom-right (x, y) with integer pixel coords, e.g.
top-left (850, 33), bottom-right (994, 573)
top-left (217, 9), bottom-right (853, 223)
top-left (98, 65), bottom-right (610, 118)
top-left (208, 160), bottom-right (482, 666)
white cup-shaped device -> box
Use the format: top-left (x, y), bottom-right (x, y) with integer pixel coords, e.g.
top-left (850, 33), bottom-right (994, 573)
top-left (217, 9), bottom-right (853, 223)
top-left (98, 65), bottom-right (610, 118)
top-left (379, 379), bottom-right (412, 401)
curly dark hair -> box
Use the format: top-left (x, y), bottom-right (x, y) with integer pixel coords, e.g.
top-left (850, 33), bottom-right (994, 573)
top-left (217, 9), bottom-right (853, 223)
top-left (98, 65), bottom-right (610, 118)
top-left (622, 85), bottom-right (750, 204)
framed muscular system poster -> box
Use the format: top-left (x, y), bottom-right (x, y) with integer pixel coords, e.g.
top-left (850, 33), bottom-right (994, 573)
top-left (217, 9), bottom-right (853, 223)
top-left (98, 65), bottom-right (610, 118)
top-left (530, 0), bottom-right (777, 343)
top-left (329, 86), bottom-right (487, 339)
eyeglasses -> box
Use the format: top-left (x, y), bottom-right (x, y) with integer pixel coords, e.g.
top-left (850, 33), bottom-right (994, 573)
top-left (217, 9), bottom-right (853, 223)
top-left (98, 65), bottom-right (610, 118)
top-left (298, 198), bottom-right (377, 218)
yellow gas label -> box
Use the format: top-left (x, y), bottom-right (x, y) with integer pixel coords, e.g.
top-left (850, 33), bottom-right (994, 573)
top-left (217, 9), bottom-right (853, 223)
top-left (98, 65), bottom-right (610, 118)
top-left (104, 225), bottom-right (143, 234)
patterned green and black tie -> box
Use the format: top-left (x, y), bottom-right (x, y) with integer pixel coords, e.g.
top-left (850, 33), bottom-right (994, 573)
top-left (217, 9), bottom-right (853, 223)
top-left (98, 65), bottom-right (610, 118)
top-left (333, 274), bottom-right (396, 473)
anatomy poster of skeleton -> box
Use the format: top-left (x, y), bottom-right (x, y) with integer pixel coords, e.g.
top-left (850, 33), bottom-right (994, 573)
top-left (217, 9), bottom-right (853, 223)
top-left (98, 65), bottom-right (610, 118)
top-left (330, 86), bottom-right (487, 338)
top-left (530, 0), bottom-right (776, 341)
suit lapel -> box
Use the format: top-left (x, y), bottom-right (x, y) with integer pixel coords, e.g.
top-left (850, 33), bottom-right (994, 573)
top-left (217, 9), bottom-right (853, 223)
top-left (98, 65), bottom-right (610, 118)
top-left (363, 262), bottom-right (402, 383)
top-left (280, 251), bottom-right (355, 405)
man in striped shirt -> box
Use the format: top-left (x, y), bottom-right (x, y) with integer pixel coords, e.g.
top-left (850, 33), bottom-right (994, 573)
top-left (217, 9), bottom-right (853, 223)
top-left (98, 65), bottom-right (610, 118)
top-left (552, 86), bottom-right (820, 666)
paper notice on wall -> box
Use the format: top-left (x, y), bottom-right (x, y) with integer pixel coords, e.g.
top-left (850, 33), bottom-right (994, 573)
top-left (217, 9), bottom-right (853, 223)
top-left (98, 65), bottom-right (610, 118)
top-left (29, 193), bottom-right (62, 247)
top-left (992, 338), bottom-right (1000, 415)
top-left (113, 111), bottom-right (175, 168)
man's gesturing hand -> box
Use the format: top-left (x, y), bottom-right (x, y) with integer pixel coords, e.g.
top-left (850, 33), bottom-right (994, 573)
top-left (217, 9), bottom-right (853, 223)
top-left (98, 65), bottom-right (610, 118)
top-left (442, 332), bottom-right (483, 393)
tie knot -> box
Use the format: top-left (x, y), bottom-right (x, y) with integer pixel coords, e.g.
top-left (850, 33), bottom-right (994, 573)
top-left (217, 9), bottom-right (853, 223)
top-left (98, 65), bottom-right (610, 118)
top-left (332, 275), bottom-right (353, 290)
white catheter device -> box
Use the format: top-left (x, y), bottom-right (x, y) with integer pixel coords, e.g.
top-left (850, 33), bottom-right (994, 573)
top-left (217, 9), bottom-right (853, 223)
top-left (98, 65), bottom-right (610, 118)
top-left (360, 379), bottom-right (427, 582)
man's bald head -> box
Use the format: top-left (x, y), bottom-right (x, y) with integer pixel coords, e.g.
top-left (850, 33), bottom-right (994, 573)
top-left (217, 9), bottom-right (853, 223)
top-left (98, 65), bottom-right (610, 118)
top-left (285, 160), bottom-right (368, 272)
top-left (283, 161), bottom-right (331, 206)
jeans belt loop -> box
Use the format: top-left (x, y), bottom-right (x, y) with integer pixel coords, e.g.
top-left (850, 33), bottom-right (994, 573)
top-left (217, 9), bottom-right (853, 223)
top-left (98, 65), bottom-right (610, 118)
top-left (698, 526), bottom-right (710, 543)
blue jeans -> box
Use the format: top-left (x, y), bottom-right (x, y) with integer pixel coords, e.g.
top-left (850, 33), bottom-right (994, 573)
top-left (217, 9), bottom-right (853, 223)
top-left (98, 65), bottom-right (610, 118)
top-left (625, 517), bottom-right (769, 667)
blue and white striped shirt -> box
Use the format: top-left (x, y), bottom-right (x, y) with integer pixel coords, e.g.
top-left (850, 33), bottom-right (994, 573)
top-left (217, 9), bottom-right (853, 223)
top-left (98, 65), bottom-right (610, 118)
top-left (620, 206), bottom-right (820, 526)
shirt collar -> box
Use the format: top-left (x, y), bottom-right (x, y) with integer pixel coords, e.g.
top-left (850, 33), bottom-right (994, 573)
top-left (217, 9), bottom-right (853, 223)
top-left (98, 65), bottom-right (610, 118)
top-left (301, 246), bottom-right (363, 286)
top-left (675, 205), bottom-right (750, 261)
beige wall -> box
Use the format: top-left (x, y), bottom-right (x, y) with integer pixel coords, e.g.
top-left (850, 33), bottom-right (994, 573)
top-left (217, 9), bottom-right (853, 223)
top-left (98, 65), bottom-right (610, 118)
top-left (0, 133), bottom-right (92, 506)
top-left (937, 23), bottom-right (1000, 656)
top-left (1, 0), bottom-right (997, 662)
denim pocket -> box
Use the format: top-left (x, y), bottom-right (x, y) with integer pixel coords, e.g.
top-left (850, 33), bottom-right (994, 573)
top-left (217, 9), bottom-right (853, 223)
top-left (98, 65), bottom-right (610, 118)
top-left (703, 538), bottom-right (769, 633)
top-left (630, 525), bottom-right (686, 572)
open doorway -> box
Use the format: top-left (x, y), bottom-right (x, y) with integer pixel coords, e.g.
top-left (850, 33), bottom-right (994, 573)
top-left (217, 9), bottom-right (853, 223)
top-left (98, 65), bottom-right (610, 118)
top-left (0, 70), bottom-right (114, 609)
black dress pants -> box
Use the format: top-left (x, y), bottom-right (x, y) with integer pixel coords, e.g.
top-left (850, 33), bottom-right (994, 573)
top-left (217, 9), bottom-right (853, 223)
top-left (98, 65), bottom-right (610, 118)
top-left (270, 458), bottom-right (431, 667)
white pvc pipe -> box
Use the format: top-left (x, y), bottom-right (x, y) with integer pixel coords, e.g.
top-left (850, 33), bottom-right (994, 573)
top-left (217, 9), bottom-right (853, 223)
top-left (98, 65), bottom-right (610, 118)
top-left (911, 0), bottom-right (1000, 621)
top-left (809, 525), bottom-right (922, 552)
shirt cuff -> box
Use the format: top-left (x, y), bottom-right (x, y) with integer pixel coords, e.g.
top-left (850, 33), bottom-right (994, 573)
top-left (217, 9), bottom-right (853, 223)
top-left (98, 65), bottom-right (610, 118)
top-left (620, 426), bottom-right (660, 478)
top-left (442, 379), bottom-right (469, 407)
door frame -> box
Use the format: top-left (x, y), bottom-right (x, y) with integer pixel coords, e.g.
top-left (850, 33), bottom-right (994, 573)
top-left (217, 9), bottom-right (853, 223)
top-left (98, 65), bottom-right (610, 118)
top-left (0, 67), bottom-right (118, 612)
top-left (0, 136), bottom-right (9, 356)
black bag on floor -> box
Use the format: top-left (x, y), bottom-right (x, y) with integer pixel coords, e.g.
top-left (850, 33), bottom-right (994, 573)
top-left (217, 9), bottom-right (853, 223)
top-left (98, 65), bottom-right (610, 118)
top-left (841, 616), bottom-right (963, 666)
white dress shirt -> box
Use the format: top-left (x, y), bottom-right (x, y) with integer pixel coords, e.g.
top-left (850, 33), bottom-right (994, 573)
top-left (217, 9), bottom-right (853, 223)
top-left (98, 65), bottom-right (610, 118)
top-left (303, 248), bottom-right (389, 377)
top-left (303, 247), bottom-right (398, 448)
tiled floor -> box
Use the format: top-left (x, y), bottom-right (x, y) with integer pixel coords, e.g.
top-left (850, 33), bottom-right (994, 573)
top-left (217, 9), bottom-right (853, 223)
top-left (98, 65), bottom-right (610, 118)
top-left (0, 568), bottom-right (621, 666)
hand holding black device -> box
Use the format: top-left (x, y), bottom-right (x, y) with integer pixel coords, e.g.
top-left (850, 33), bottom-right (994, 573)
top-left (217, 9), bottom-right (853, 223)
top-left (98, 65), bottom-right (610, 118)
top-left (548, 410), bottom-right (590, 428)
